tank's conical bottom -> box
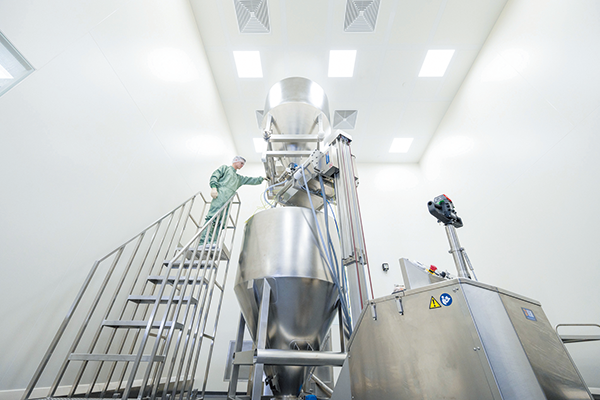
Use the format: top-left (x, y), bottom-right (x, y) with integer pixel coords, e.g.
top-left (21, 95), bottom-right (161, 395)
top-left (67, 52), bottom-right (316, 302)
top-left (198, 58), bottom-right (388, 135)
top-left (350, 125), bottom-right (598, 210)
top-left (234, 207), bottom-right (340, 398)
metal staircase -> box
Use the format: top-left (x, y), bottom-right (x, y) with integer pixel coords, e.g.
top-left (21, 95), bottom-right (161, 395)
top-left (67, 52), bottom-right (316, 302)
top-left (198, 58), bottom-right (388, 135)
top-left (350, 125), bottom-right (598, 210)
top-left (22, 192), bottom-right (241, 400)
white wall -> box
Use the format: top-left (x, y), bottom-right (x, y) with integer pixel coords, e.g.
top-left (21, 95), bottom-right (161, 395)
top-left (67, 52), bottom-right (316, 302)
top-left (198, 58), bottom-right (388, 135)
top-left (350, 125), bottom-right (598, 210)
top-left (364, 0), bottom-right (600, 390)
top-left (0, 0), bottom-right (238, 395)
top-left (2, 0), bottom-right (599, 396)
top-left (425, 0), bottom-right (600, 389)
top-left (204, 0), bottom-right (600, 389)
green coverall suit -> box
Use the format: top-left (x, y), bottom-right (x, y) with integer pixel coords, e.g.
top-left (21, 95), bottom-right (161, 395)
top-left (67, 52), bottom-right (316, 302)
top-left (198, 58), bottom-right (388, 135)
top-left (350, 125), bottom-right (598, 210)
top-left (200, 165), bottom-right (264, 244)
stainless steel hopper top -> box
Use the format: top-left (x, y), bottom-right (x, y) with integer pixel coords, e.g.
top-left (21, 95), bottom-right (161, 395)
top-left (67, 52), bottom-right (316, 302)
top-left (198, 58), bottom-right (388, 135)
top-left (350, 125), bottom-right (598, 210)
top-left (263, 77), bottom-right (331, 137)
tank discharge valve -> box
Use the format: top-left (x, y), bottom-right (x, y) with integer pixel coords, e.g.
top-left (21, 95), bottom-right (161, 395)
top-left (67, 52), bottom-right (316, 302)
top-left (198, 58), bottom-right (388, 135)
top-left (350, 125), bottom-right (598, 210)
top-left (427, 194), bottom-right (477, 280)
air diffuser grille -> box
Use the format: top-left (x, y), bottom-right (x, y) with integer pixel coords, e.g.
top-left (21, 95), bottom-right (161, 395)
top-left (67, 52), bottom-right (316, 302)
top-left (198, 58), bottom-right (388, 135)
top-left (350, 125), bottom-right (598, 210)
top-left (255, 110), bottom-right (265, 128)
top-left (333, 110), bottom-right (358, 129)
top-left (0, 31), bottom-right (34, 97)
top-left (344, 0), bottom-right (380, 33)
top-left (234, 0), bottom-right (270, 34)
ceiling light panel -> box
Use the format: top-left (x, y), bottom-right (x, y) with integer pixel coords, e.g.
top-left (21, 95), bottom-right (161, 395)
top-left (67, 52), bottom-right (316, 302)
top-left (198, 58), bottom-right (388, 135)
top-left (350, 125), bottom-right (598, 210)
top-left (419, 49), bottom-right (455, 77)
top-left (390, 138), bottom-right (414, 153)
top-left (234, 0), bottom-right (270, 34)
top-left (233, 51), bottom-right (263, 78)
top-left (344, 0), bottom-right (381, 33)
top-left (328, 50), bottom-right (357, 77)
top-left (0, 31), bottom-right (34, 97)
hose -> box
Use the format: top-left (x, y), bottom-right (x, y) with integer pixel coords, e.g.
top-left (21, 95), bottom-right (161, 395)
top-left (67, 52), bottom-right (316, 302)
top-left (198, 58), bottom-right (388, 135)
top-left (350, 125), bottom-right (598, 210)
top-left (300, 167), bottom-right (353, 334)
top-left (320, 176), bottom-right (351, 324)
top-left (262, 180), bottom-right (289, 208)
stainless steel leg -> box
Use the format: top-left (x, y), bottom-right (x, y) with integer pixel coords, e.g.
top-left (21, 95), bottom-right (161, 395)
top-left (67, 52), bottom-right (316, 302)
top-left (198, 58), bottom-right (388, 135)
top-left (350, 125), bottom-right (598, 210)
top-left (227, 314), bottom-right (246, 400)
top-left (251, 279), bottom-right (271, 400)
top-left (337, 303), bottom-right (345, 354)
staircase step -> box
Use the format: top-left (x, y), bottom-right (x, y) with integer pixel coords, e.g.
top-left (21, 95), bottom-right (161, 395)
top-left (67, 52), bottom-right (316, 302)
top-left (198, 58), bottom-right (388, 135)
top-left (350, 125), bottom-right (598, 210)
top-left (127, 295), bottom-right (198, 305)
top-left (162, 260), bottom-right (216, 269)
top-left (69, 353), bottom-right (165, 362)
top-left (147, 275), bottom-right (209, 285)
top-left (102, 320), bottom-right (184, 330)
top-left (178, 244), bottom-right (230, 261)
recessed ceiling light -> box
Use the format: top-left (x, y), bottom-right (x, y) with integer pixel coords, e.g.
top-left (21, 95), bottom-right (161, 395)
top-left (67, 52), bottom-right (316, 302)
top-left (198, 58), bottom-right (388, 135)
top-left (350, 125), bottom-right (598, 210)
top-left (418, 50), bottom-right (455, 77)
top-left (233, 51), bottom-right (263, 78)
top-left (0, 64), bottom-right (13, 79)
top-left (390, 138), bottom-right (414, 153)
top-left (328, 50), bottom-right (357, 77)
top-left (253, 137), bottom-right (267, 153)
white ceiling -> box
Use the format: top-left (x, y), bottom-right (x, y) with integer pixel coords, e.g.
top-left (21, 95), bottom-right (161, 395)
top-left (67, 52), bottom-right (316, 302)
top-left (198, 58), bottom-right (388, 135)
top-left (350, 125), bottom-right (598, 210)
top-left (190, 0), bottom-right (507, 163)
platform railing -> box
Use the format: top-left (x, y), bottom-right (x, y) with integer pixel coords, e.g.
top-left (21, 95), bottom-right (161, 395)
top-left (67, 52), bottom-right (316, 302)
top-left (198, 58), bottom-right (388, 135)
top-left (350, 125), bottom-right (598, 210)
top-left (22, 192), bottom-right (241, 400)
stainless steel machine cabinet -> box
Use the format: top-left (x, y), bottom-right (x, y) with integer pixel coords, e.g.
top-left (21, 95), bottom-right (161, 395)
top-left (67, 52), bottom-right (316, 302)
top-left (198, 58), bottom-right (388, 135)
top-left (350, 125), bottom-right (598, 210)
top-left (347, 278), bottom-right (593, 400)
top-left (234, 207), bottom-right (339, 398)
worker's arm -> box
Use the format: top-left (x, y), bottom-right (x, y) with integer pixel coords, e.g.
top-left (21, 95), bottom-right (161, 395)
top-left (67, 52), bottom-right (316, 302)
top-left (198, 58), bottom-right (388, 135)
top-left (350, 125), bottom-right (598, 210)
top-left (209, 165), bottom-right (227, 188)
top-left (240, 175), bottom-right (265, 186)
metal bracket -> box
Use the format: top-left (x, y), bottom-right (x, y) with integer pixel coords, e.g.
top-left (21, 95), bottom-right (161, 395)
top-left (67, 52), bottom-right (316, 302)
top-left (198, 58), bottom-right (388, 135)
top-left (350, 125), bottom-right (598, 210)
top-left (395, 297), bottom-right (404, 315)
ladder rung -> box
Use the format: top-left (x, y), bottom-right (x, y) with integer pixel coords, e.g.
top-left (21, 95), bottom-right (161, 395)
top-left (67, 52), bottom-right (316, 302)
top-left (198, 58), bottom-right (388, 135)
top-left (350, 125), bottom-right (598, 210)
top-left (147, 275), bottom-right (209, 285)
top-left (127, 295), bottom-right (198, 305)
top-left (69, 353), bottom-right (165, 362)
top-left (202, 333), bottom-right (215, 340)
top-left (214, 281), bottom-right (223, 291)
top-left (102, 320), bottom-right (184, 330)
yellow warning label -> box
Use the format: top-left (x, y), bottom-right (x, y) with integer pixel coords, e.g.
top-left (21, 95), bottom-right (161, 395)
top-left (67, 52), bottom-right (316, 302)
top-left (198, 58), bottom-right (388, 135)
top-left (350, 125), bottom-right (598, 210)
top-left (429, 296), bottom-right (442, 309)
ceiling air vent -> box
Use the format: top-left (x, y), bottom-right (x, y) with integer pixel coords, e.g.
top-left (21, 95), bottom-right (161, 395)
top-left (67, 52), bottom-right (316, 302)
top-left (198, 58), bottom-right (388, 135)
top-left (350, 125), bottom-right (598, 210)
top-left (0, 31), bottom-right (34, 97)
top-left (333, 110), bottom-right (358, 129)
top-left (234, 0), bottom-right (270, 34)
top-left (344, 0), bottom-right (380, 33)
top-left (255, 110), bottom-right (265, 128)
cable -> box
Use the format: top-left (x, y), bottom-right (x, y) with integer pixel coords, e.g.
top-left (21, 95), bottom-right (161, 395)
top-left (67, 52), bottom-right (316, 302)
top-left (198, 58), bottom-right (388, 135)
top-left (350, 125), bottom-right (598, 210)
top-left (325, 198), bottom-right (341, 240)
top-left (319, 176), bottom-right (336, 280)
top-left (301, 167), bottom-right (353, 334)
top-left (324, 196), bottom-right (349, 305)
top-left (320, 176), bottom-right (351, 321)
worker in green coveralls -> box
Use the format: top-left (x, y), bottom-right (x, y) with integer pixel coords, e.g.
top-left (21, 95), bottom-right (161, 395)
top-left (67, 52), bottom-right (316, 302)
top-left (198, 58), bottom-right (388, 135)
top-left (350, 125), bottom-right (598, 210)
top-left (200, 156), bottom-right (264, 244)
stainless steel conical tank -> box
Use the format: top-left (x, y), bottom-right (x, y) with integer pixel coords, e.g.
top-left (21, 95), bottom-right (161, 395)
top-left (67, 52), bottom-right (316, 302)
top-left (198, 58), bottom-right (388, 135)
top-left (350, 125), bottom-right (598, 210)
top-left (234, 207), bottom-right (339, 398)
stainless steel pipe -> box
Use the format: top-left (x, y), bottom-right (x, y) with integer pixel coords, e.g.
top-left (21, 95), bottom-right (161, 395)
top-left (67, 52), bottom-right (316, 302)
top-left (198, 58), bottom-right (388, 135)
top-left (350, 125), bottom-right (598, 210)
top-left (444, 224), bottom-right (471, 278)
top-left (311, 373), bottom-right (334, 397)
top-left (255, 349), bottom-right (346, 366)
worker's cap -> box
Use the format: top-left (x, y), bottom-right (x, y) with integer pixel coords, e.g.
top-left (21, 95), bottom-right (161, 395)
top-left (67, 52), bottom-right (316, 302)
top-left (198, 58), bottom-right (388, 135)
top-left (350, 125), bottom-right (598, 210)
top-left (232, 156), bottom-right (246, 164)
